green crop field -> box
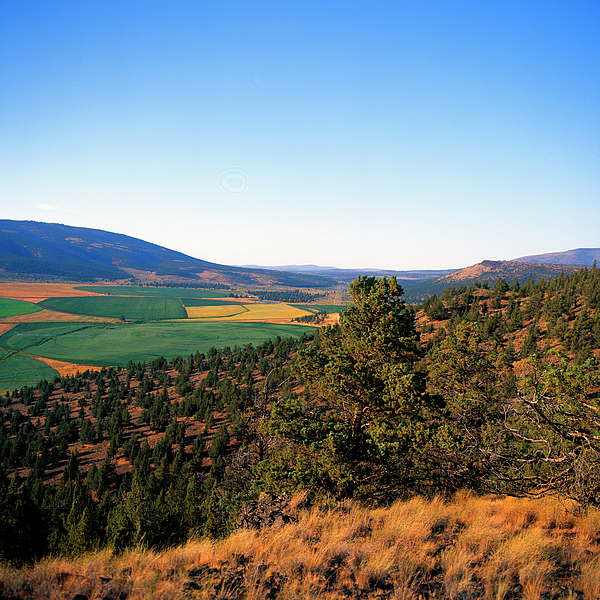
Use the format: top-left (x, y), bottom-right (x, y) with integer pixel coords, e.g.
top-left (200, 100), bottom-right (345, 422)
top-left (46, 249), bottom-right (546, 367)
top-left (74, 286), bottom-right (229, 298)
top-left (0, 351), bottom-right (58, 391)
top-left (39, 296), bottom-right (187, 320)
top-left (0, 321), bottom-right (316, 367)
top-left (0, 298), bottom-right (43, 318)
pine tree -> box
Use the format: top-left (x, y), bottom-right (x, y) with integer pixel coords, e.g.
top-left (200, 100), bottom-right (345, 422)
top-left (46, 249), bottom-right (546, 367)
top-left (266, 276), bottom-right (434, 501)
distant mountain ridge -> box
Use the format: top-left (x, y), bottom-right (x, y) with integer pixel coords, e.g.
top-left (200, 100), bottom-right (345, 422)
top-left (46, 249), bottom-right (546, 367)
top-left (512, 248), bottom-right (600, 266)
top-left (242, 263), bottom-right (456, 285)
top-left (1, 220), bottom-right (597, 294)
top-left (0, 220), bottom-right (333, 287)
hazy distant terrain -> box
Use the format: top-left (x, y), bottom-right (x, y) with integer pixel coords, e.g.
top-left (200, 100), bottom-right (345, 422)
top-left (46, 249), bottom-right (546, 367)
top-left (243, 263), bottom-right (457, 285)
top-left (2, 220), bottom-right (598, 297)
top-left (512, 247), bottom-right (600, 266)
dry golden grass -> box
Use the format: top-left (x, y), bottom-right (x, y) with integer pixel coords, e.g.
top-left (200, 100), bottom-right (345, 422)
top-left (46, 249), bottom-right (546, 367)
top-left (3, 493), bottom-right (600, 599)
top-left (22, 354), bottom-right (103, 378)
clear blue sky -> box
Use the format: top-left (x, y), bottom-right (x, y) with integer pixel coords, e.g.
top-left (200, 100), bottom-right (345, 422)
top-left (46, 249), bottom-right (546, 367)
top-left (1, 1), bottom-right (599, 270)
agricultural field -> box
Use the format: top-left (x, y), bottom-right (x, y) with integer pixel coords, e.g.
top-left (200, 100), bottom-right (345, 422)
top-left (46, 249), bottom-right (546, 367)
top-left (0, 282), bottom-right (101, 302)
top-left (0, 321), bottom-right (316, 368)
top-left (0, 283), bottom-right (324, 390)
top-left (180, 298), bottom-right (245, 307)
top-left (183, 301), bottom-right (314, 322)
top-left (0, 349), bottom-right (59, 390)
top-left (39, 296), bottom-right (187, 321)
top-left (0, 309), bottom-right (115, 325)
top-left (216, 302), bottom-right (312, 321)
top-left (184, 304), bottom-right (249, 319)
top-left (0, 298), bottom-right (42, 318)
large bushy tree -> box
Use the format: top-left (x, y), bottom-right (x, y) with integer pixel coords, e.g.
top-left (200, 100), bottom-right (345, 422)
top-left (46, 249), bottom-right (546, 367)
top-left (264, 276), bottom-right (438, 501)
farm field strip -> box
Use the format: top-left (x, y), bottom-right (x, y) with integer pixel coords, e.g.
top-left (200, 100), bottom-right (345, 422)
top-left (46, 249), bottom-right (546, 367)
top-left (0, 282), bottom-right (102, 302)
top-left (185, 305), bottom-right (249, 319)
top-left (39, 296), bottom-right (187, 320)
top-left (0, 350), bottom-right (59, 391)
top-left (214, 302), bottom-right (313, 321)
top-left (180, 297), bottom-right (248, 307)
top-left (0, 298), bottom-right (42, 317)
top-left (0, 324), bottom-right (15, 336)
top-left (22, 354), bottom-right (102, 378)
top-left (0, 321), bottom-right (316, 367)
top-left (0, 309), bottom-right (116, 325)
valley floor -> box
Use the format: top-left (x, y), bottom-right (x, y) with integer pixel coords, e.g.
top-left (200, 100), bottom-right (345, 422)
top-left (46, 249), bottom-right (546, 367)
top-left (2, 493), bottom-right (600, 600)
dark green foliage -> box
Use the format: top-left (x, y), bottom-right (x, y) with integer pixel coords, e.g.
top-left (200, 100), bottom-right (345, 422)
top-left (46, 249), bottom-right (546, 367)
top-left (0, 333), bottom-right (310, 562)
top-left (427, 323), bottom-right (514, 493)
top-left (0, 470), bottom-right (48, 564)
top-left (265, 276), bottom-right (433, 501)
top-left (502, 353), bottom-right (600, 506)
top-left (423, 294), bottom-right (447, 320)
top-left (249, 290), bottom-right (325, 303)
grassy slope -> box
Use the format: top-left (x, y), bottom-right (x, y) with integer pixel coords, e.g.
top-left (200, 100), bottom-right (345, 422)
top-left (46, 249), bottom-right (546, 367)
top-left (2, 493), bottom-right (599, 600)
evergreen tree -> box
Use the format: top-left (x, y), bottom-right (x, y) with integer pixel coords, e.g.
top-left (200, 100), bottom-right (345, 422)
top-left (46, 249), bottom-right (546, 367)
top-left (265, 276), bottom-right (434, 501)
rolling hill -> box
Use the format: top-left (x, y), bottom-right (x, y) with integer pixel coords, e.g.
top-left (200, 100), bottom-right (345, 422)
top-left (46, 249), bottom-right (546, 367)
top-left (403, 259), bottom-right (588, 301)
top-left (512, 247), bottom-right (600, 266)
top-left (0, 220), bottom-right (333, 288)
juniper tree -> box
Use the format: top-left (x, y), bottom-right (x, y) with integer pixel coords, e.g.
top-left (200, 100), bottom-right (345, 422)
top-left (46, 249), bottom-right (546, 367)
top-left (265, 276), bottom-right (437, 501)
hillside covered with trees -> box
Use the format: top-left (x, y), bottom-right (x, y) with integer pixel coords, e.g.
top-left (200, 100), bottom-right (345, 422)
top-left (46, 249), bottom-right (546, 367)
top-left (2, 266), bottom-right (600, 597)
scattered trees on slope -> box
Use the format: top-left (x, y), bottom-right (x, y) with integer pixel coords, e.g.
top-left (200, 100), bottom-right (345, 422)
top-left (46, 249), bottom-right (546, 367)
top-left (2, 268), bottom-right (600, 565)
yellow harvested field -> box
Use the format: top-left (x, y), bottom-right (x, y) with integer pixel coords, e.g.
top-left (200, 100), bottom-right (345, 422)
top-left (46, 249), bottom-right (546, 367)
top-left (216, 302), bottom-right (312, 322)
top-left (0, 283), bottom-right (101, 302)
top-left (0, 309), bottom-right (115, 324)
top-left (185, 305), bottom-right (249, 319)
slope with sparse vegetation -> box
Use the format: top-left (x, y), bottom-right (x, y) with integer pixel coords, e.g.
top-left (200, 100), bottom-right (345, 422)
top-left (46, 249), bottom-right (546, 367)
top-left (2, 266), bottom-right (600, 599)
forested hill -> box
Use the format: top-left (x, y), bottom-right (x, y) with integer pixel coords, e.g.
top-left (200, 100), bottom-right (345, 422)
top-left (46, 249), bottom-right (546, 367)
top-left (0, 220), bottom-right (333, 287)
top-left (418, 265), bottom-right (600, 365)
top-left (403, 259), bottom-right (586, 300)
top-left (2, 266), bottom-right (600, 567)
